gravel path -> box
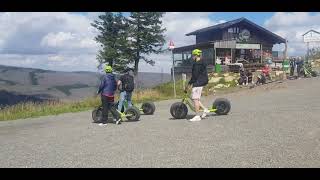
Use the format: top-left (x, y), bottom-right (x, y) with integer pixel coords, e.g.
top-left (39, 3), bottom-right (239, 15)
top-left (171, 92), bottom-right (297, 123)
top-left (1, 78), bottom-right (320, 167)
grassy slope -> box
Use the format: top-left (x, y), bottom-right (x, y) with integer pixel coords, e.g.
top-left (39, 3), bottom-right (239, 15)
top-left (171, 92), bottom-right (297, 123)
top-left (0, 74), bottom-right (239, 121)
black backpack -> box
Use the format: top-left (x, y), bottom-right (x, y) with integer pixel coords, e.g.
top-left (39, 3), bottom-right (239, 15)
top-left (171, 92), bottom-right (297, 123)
top-left (121, 74), bottom-right (134, 92)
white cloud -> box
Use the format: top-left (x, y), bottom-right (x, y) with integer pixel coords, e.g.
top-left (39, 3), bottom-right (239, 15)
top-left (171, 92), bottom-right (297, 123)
top-left (162, 12), bottom-right (218, 47)
top-left (48, 55), bottom-right (64, 62)
top-left (265, 12), bottom-right (320, 56)
top-left (0, 12), bottom-right (221, 73)
top-left (41, 32), bottom-right (75, 47)
top-left (40, 32), bottom-right (98, 51)
top-left (0, 12), bottom-right (99, 72)
top-left (146, 12), bottom-right (219, 73)
top-left (0, 12), bottom-right (98, 54)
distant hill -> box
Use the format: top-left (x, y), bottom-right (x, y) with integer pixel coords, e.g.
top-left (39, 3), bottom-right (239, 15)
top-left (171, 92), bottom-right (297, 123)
top-left (0, 65), bottom-right (171, 106)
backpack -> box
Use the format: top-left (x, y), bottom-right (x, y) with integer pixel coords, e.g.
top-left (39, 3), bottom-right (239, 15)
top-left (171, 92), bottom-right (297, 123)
top-left (121, 74), bottom-right (134, 92)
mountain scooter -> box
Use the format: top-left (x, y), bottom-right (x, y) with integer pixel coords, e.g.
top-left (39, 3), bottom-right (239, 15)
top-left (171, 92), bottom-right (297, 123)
top-left (170, 92), bottom-right (231, 119)
top-left (92, 100), bottom-right (155, 123)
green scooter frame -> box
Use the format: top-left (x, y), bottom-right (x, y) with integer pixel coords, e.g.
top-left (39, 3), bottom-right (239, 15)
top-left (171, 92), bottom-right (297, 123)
top-left (170, 92), bottom-right (231, 119)
top-left (92, 100), bottom-right (156, 123)
top-left (92, 105), bottom-right (141, 123)
top-left (116, 99), bottom-right (156, 115)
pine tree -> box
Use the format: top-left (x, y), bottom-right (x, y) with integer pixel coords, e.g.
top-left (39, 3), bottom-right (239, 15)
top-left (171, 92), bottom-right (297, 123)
top-left (91, 12), bottom-right (131, 73)
top-left (127, 12), bottom-right (166, 76)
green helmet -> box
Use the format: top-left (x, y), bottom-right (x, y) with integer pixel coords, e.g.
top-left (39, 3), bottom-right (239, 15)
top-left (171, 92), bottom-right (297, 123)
top-left (192, 49), bottom-right (202, 56)
top-left (105, 65), bottom-right (113, 73)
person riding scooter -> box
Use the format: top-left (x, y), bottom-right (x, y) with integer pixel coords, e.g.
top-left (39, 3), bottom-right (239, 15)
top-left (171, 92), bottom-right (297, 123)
top-left (97, 65), bottom-right (121, 126)
top-left (117, 68), bottom-right (135, 112)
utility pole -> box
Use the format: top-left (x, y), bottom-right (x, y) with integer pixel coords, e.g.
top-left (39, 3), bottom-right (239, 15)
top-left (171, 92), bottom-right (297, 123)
top-left (307, 42), bottom-right (310, 62)
top-left (169, 40), bottom-right (176, 98)
top-left (172, 51), bottom-right (176, 98)
top-left (161, 67), bottom-right (163, 84)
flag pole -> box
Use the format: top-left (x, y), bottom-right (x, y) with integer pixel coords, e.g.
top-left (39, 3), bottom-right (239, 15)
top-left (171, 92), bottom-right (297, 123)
top-left (169, 40), bottom-right (176, 98)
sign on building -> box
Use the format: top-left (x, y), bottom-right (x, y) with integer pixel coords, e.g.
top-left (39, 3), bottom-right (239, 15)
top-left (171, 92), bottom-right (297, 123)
top-left (169, 40), bottom-right (175, 50)
top-left (303, 30), bottom-right (320, 43)
top-left (236, 43), bottom-right (260, 49)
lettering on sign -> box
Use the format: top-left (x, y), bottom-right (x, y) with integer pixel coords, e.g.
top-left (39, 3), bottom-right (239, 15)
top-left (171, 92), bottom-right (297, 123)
top-left (236, 43), bottom-right (260, 49)
top-left (303, 30), bottom-right (320, 43)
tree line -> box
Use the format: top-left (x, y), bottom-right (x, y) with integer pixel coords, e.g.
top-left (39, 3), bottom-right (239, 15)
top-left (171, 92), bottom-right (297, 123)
top-left (91, 12), bottom-right (167, 76)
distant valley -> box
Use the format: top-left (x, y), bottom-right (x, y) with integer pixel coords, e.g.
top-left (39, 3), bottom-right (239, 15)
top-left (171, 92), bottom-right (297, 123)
top-left (0, 65), bottom-right (171, 107)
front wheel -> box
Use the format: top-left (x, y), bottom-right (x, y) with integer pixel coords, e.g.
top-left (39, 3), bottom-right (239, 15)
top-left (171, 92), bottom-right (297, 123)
top-left (125, 106), bottom-right (141, 121)
top-left (311, 71), bottom-right (318, 77)
top-left (170, 102), bottom-right (188, 119)
top-left (213, 98), bottom-right (231, 115)
top-left (141, 102), bottom-right (156, 115)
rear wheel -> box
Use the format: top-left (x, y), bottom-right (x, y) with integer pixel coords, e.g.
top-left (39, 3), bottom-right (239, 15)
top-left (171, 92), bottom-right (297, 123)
top-left (311, 71), bottom-right (318, 77)
top-left (213, 98), bottom-right (231, 115)
top-left (125, 106), bottom-right (141, 121)
top-left (170, 102), bottom-right (188, 119)
top-left (92, 106), bottom-right (103, 123)
top-left (141, 102), bottom-right (156, 115)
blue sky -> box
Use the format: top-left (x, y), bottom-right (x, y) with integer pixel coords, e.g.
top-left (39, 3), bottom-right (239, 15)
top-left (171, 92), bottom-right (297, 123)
top-left (210, 12), bottom-right (275, 26)
top-left (0, 12), bottom-right (319, 73)
top-left (79, 12), bottom-right (275, 26)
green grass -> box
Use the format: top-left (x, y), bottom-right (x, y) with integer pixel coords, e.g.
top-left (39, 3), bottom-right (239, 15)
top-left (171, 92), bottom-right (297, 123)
top-left (0, 75), bottom-right (239, 121)
top-left (0, 97), bottom-right (101, 121)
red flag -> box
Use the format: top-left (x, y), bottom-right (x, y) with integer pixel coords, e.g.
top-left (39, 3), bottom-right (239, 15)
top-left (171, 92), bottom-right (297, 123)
top-left (169, 40), bottom-right (175, 50)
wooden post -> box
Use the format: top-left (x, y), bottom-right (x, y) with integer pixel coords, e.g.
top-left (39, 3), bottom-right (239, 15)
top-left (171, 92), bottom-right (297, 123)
top-left (284, 40), bottom-right (288, 60)
top-left (230, 48), bottom-right (233, 63)
top-left (307, 42), bottom-right (310, 61)
top-left (260, 44), bottom-right (263, 63)
top-left (214, 48), bottom-right (217, 64)
top-left (214, 48), bottom-right (217, 73)
top-left (172, 50), bottom-right (176, 98)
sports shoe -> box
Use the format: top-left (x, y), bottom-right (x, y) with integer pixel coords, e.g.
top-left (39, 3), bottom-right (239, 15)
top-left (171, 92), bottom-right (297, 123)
top-left (201, 109), bottom-right (210, 118)
top-left (115, 119), bottom-right (122, 125)
top-left (98, 123), bottom-right (107, 126)
top-left (189, 115), bottom-right (202, 122)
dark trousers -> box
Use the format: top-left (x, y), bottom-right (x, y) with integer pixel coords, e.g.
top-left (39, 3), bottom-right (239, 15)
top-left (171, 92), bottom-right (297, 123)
top-left (297, 65), bottom-right (302, 77)
top-left (290, 66), bottom-right (295, 76)
top-left (101, 95), bottom-right (120, 123)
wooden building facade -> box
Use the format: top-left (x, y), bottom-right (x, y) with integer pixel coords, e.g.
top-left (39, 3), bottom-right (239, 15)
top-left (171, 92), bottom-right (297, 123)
top-left (172, 18), bottom-right (287, 74)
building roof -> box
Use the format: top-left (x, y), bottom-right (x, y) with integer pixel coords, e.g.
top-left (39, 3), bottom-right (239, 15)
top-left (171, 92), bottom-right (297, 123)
top-left (172, 41), bottom-right (215, 53)
top-left (186, 17), bottom-right (286, 44)
top-left (302, 29), bottom-right (320, 36)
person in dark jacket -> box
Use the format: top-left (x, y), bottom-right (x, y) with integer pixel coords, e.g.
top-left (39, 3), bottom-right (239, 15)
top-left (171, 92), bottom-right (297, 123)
top-left (289, 57), bottom-right (296, 77)
top-left (117, 68), bottom-right (135, 112)
top-left (296, 57), bottom-right (303, 78)
top-left (184, 49), bottom-right (209, 122)
top-left (238, 67), bottom-right (248, 85)
top-left (97, 65), bottom-right (121, 126)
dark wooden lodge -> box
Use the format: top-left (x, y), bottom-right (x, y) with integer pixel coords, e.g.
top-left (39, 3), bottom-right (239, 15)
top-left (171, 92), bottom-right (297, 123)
top-left (172, 17), bottom-right (287, 75)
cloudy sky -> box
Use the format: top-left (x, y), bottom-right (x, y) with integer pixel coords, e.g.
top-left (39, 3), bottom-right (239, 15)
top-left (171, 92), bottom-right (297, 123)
top-left (0, 12), bottom-right (319, 73)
